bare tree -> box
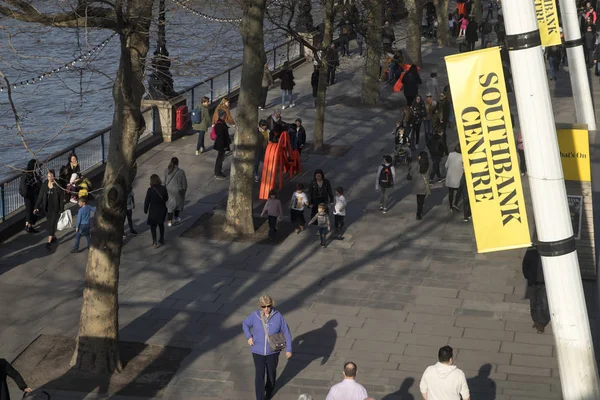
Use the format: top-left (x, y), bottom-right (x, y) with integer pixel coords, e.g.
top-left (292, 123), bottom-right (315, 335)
top-left (360, 0), bottom-right (383, 104)
top-left (265, 0), bottom-right (337, 151)
top-left (434, 0), bottom-right (450, 45)
top-left (405, 0), bottom-right (423, 65)
top-left (224, 0), bottom-right (267, 235)
top-left (0, 0), bottom-right (154, 373)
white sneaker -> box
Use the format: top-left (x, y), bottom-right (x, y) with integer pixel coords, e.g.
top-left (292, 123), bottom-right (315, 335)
top-left (290, 103), bottom-right (296, 108)
top-left (168, 221), bottom-right (172, 227)
top-left (282, 105), bottom-right (286, 110)
top-left (195, 150), bottom-right (199, 155)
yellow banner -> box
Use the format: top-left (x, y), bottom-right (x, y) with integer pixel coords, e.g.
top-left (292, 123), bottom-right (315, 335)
top-left (557, 124), bottom-right (591, 181)
top-left (534, 0), bottom-right (561, 47)
top-left (445, 47), bottom-right (531, 253)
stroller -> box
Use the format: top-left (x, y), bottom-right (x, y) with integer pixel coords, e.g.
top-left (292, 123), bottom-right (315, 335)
top-left (393, 124), bottom-right (412, 167)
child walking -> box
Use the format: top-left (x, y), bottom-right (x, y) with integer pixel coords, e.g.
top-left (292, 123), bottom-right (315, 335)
top-left (261, 189), bottom-right (283, 238)
top-left (333, 187), bottom-right (347, 237)
top-left (125, 189), bottom-right (139, 236)
top-left (307, 203), bottom-right (331, 247)
top-left (290, 184), bottom-right (309, 234)
top-left (72, 196), bottom-right (96, 253)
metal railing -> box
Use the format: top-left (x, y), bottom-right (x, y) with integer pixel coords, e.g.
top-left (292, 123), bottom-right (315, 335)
top-left (0, 107), bottom-right (158, 222)
top-left (179, 39), bottom-right (303, 109)
top-left (0, 39), bottom-right (305, 223)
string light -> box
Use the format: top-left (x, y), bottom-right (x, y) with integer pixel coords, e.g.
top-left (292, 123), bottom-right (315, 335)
top-left (170, 0), bottom-right (242, 22)
top-left (0, 33), bottom-right (117, 92)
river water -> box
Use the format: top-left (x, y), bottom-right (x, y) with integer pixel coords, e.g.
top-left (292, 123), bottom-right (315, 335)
top-left (0, 0), bottom-right (296, 181)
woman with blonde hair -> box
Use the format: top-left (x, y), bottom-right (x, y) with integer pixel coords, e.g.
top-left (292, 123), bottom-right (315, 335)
top-left (242, 295), bottom-right (293, 400)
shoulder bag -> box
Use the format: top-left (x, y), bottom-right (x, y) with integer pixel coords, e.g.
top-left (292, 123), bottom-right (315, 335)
top-left (260, 313), bottom-right (286, 352)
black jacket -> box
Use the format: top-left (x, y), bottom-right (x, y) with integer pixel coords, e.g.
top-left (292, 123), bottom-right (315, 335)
top-left (584, 30), bottom-right (596, 50)
top-left (309, 178), bottom-right (334, 204)
top-left (427, 134), bottom-right (448, 158)
top-left (522, 247), bottom-right (544, 286)
top-left (466, 21), bottom-right (479, 42)
top-left (409, 101), bottom-right (426, 124)
top-left (35, 182), bottom-right (64, 215)
top-left (326, 48), bottom-right (340, 67)
top-left (19, 172), bottom-right (41, 201)
top-left (0, 359), bottom-right (27, 400)
top-left (402, 72), bottom-right (422, 97)
top-left (213, 119), bottom-right (231, 151)
top-left (280, 68), bottom-right (295, 90)
top-left (297, 126), bottom-right (307, 147)
top-left (144, 184), bottom-right (168, 225)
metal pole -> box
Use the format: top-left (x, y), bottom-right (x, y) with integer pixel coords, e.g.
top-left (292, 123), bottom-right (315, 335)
top-left (557, 0), bottom-right (597, 130)
top-left (1, 185), bottom-right (5, 222)
top-left (501, 0), bottom-right (600, 399)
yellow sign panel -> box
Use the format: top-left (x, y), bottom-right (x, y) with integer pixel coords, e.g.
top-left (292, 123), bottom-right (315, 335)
top-left (445, 47), bottom-right (531, 253)
top-left (557, 127), bottom-right (591, 181)
top-left (534, 0), bottom-right (561, 47)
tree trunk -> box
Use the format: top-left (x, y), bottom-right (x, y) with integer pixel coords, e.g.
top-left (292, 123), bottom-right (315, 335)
top-left (405, 0), bottom-right (423, 66)
top-left (314, 0), bottom-right (335, 151)
top-left (362, 0), bottom-right (383, 104)
top-left (224, 0), bottom-right (266, 235)
top-left (435, 0), bottom-right (450, 46)
top-left (70, 1), bottom-right (153, 374)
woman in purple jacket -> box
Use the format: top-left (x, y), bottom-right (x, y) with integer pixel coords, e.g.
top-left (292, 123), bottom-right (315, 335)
top-left (242, 295), bottom-right (293, 400)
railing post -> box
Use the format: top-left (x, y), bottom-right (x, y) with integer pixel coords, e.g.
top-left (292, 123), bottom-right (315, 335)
top-left (210, 79), bottom-right (214, 103)
top-left (152, 106), bottom-right (156, 135)
top-left (287, 42), bottom-right (290, 63)
top-left (227, 70), bottom-right (231, 95)
top-left (273, 50), bottom-right (277, 70)
top-left (191, 87), bottom-right (195, 110)
top-left (101, 132), bottom-right (106, 164)
top-left (1, 184), bottom-right (5, 222)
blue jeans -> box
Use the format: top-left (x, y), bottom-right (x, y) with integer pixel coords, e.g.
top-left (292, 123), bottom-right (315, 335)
top-left (281, 89), bottom-right (293, 106)
top-left (74, 224), bottom-right (90, 250)
top-left (196, 130), bottom-right (206, 150)
top-left (548, 57), bottom-right (557, 79)
top-left (318, 226), bottom-right (328, 245)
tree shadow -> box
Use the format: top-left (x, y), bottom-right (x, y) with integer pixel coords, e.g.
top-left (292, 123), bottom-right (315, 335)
top-left (382, 377), bottom-right (416, 400)
top-left (467, 364), bottom-right (497, 400)
top-left (273, 319), bottom-right (338, 396)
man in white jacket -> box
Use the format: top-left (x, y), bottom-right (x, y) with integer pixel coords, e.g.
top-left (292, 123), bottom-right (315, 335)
top-left (419, 346), bottom-right (470, 400)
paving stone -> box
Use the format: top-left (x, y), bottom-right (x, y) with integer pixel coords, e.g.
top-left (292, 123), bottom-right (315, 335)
top-left (403, 344), bottom-right (441, 358)
top-left (458, 291), bottom-right (506, 302)
top-left (513, 331), bottom-right (556, 346)
top-left (455, 316), bottom-right (506, 330)
top-left (364, 318), bottom-right (414, 333)
top-left (334, 349), bottom-right (391, 362)
top-left (346, 327), bottom-right (399, 342)
top-left (449, 337), bottom-right (501, 352)
top-left (412, 323), bottom-right (464, 337)
top-left (411, 287), bottom-right (459, 298)
top-left (313, 314), bottom-right (365, 328)
top-left (454, 349), bottom-right (512, 367)
top-left (467, 282), bottom-right (515, 294)
top-left (396, 333), bottom-right (449, 346)
top-left (414, 295), bottom-right (464, 308)
top-left (357, 307), bottom-right (407, 321)
top-left (453, 308), bottom-right (498, 318)
top-left (463, 327), bottom-right (515, 342)
top-left (406, 313), bottom-right (456, 325)
top-left (388, 354), bottom-right (435, 368)
top-left (500, 341), bottom-right (553, 357)
top-left (497, 365), bottom-right (551, 377)
top-left (356, 299), bottom-right (407, 311)
top-left (511, 353), bottom-right (559, 369)
top-left (309, 304), bottom-right (359, 316)
top-left (352, 339), bottom-right (406, 355)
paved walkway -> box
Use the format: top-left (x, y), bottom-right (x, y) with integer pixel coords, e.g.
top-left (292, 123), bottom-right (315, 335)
top-left (1, 29), bottom-right (599, 400)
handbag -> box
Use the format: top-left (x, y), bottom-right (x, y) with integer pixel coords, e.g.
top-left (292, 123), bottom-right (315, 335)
top-left (260, 313), bottom-right (286, 353)
top-left (423, 175), bottom-right (432, 196)
top-left (57, 209), bottom-right (73, 231)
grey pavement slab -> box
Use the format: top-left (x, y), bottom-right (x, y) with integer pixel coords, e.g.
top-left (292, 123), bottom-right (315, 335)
top-left (3, 22), bottom-right (597, 400)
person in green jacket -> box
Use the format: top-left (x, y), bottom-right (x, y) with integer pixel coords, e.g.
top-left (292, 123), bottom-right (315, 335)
top-left (194, 96), bottom-right (211, 155)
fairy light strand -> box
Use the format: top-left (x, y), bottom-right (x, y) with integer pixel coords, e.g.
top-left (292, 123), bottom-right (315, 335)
top-left (170, 0), bottom-right (242, 22)
top-left (0, 33), bottom-right (117, 92)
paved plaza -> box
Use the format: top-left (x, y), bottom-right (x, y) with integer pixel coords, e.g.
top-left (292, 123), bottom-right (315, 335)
top-left (1, 33), bottom-right (600, 399)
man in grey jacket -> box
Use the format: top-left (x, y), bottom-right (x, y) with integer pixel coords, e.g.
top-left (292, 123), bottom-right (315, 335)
top-left (260, 63), bottom-right (274, 110)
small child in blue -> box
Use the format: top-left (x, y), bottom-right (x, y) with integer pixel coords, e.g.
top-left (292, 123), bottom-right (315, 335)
top-left (72, 196), bottom-right (96, 253)
top-left (307, 203), bottom-right (331, 247)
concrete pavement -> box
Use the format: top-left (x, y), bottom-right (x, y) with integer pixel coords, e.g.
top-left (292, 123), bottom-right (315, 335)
top-left (1, 31), bottom-right (599, 400)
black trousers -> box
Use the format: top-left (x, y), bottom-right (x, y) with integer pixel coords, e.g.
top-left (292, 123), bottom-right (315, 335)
top-left (215, 150), bottom-right (225, 176)
top-left (167, 211), bottom-right (180, 221)
top-left (126, 209), bottom-right (134, 230)
top-left (328, 67), bottom-right (336, 85)
top-left (448, 187), bottom-right (459, 209)
top-left (252, 353), bottom-right (279, 400)
top-left (416, 194), bottom-right (426, 218)
top-left (47, 211), bottom-right (60, 237)
top-left (410, 122), bottom-right (422, 147)
top-left (334, 214), bottom-right (345, 230)
top-left (268, 215), bottom-right (277, 238)
top-left (24, 198), bottom-right (37, 225)
top-left (405, 95), bottom-right (415, 106)
top-left (429, 157), bottom-right (443, 181)
top-left (529, 284), bottom-right (550, 327)
top-left (260, 86), bottom-right (269, 108)
top-left (150, 223), bottom-right (164, 244)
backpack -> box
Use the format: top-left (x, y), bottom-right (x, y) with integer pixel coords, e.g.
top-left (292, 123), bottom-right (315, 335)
top-left (191, 108), bottom-right (201, 125)
top-left (210, 124), bottom-right (217, 141)
top-left (379, 164), bottom-right (393, 188)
